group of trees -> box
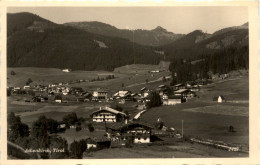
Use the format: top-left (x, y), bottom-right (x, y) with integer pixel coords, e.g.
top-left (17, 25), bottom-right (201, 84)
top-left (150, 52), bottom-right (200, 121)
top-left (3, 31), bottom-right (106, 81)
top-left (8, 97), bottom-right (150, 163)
top-left (8, 113), bottom-right (70, 159)
top-left (70, 140), bottom-right (87, 158)
top-left (26, 78), bottom-right (33, 85)
top-left (146, 91), bottom-right (162, 109)
top-left (90, 75), bottom-right (115, 82)
top-left (8, 112), bottom-right (29, 142)
top-left (169, 45), bottom-right (249, 85)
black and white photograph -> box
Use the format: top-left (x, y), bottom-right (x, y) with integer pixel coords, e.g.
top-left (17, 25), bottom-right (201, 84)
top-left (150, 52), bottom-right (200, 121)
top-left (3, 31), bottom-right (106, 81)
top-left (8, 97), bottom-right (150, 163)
top-left (2, 4), bottom-right (258, 162)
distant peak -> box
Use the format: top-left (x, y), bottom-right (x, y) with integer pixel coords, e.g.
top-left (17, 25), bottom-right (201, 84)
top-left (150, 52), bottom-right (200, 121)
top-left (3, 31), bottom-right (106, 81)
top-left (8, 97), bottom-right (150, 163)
top-left (152, 26), bottom-right (167, 32)
top-left (242, 22), bottom-right (248, 27)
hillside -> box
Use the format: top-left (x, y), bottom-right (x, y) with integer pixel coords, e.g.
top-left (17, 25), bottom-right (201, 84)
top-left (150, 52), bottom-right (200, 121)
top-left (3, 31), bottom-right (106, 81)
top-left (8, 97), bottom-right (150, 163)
top-left (7, 12), bottom-right (248, 72)
top-left (64, 22), bottom-right (183, 46)
top-left (163, 23), bottom-right (248, 61)
top-left (7, 13), bottom-right (162, 71)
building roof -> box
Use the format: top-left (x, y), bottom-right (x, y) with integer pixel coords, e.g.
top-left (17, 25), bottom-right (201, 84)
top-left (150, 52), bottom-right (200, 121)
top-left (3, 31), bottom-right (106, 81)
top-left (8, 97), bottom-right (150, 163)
top-left (91, 106), bottom-right (127, 117)
top-left (218, 95), bottom-right (225, 99)
top-left (158, 85), bottom-right (166, 88)
top-left (168, 95), bottom-right (183, 99)
top-left (140, 87), bottom-right (147, 91)
top-left (174, 83), bottom-right (185, 87)
top-left (174, 89), bottom-right (189, 93)
top-left (113, 90), bottom-right (131, 97)
top-left (94, 89), bottom-right (108, 93)
top-left (106, 121), bottom-right (154, 131)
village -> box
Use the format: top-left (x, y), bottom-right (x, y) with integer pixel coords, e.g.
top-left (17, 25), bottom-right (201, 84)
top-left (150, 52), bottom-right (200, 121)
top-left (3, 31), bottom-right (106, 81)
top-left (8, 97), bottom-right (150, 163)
top-left (7, 66), bottom-right (247, 159)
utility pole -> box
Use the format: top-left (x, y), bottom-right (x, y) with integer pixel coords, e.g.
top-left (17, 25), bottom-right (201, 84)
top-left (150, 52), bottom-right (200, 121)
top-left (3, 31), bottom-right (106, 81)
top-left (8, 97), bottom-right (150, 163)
top-left (182, 120), bottom-right (184, 139)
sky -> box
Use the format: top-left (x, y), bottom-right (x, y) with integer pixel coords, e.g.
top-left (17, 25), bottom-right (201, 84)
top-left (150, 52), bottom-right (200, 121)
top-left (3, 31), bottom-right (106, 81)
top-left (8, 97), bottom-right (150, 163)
top-left (8, 7), bottom-right (248, 34)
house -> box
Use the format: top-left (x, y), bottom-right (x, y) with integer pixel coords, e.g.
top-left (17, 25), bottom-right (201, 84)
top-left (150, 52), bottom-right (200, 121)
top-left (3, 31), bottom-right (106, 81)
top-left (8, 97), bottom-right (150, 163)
top-left (190, 86), bottom-right (200, 92)
top-left (54, 95), bottom-right (62, 103)
top-left (23, 85), bottom-right (30, 90)
top-left (90, 106), bottom-right (127, 123)
top-left (113, 90), bottom-right (131, 99)
top-left (62, 69), bottom-right (71, 72)
top-left (174, 89), bottom-right (195, 98)
top-left (32, 96), bottom-right (48, 102)
top-left (86, 137), bottom-right (111, 150)
top-left (217, 95), bottom-right (225, 103)
top-left (157, 85), bottom-right (169, 96)
top-left (93, 89), bottom-right (108, 101)
top-left (163, 95), bottom-right (185, 105)
top-left (140, 88), bottom-right (151, 98)
top-left (173, 83), bottom-right (186, 90)
top-left (106, 122), bottom-right (153, 144)
top-left (131, 93), bottom-right (142, 102)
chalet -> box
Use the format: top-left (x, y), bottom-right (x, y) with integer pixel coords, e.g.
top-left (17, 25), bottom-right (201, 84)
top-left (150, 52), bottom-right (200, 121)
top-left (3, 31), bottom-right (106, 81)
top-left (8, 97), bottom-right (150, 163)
top-left (106, 122), bottom-right (153, 144)
top-left (90, 107), bottom-right (127, 123)
top-left (54, 95), bottom-right (62, 103)
top-left (131, 93), bottom-right (142, 102)
top-left (190, 86), bottom-right (200, 92)
top-left (32, 96), bottom-right (48, 102)
top-left (163, 95), bottom-right (185, 105)
top-left (93, 89), bottom-right (108, 101)
top-left (140, 88), bottom-right (151, 98)
top-left (86, 137), bottom-right (111, 150)
top-left (113, 90), bottom-right (132, 99)
top-left (174, 89), bottom-right (195, 98)
top-left (157, 85), bottom-right (169, 96)
top-left (173, 83), bottom-right (186, 90)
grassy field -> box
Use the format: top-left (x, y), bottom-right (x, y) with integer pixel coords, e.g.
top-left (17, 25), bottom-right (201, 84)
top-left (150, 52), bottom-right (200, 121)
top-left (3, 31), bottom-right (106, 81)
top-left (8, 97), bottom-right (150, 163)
top-left (7, 65), bottom-right (249, 157)
top-left (83, 142), bottom-right (248, 158)
top-left (7, 64), bottom-right (170, 94)
top-left (140, 74), bottom-right (249, 151)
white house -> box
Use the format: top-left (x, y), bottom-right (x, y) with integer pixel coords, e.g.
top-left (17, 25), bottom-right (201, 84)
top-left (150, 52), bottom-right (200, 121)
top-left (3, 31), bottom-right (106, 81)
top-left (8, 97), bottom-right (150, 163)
top-left (93, 89), bottom-right (108, 100)
top-left (62, 69), bottom-right (71, 72)
top-left (217, 95), bottom-right (225, 103)
top-left (90, 106), bottom-right (127, 123)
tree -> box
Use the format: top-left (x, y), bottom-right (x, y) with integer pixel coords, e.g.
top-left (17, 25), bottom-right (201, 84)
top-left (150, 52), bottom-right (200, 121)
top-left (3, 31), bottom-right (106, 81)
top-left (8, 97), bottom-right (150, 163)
top-left (229, 125), bottom-right (235, 132)
top-left (62, 113), bottom-right (78, 128)
top-left (7, 112), bottom-right (29, 142)
top-left (46, 118), bottom-right (59, 134)
top-left (26, 78), bottom-right (33, 85)
top-left (7, 89), bottom-right (11, 96)
top-left (10, 70), bottom-right (16, 76)
top-left (111, 104), bottom-right (123, 112)
top-left (49, 136), bottom-right (69, 159)
top-left (146, 91), bottom-right (162, 109)
top-left (70, 140), bottom-right (87, 159)
top-left (87, 123), bottom-right (94, 132)
top-left (162, 76), bottom-right (166, 82)
top-left (155, 118), bottom-right (164, 129)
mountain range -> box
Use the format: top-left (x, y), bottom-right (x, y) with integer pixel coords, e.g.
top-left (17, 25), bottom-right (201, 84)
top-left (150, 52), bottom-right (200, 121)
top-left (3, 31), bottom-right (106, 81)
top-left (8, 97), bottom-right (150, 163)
top-left (7, 12), bottom-right (249, 71)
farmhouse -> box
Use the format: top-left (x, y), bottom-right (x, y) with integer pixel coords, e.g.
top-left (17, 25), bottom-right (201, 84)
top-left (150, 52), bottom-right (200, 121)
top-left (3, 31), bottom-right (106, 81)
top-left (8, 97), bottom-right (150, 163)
top-left (173, 83), bottom-right (186, 90)
top-left (93, 89), bottom-right (108, 101)
top-left (54, 95), bottom-right (62, 103)
top-left (140, 88), bottom-right (151, 98)
top-left (106, 122), bottom-right (153, 144)
top-left (174, 89), bottom-right (195, 98)
top-left (90, 106), bottom-right (127, 123)
top-left (23, 85), bottom-right (30, 90)
top-left (62, 69), bottom-right (71, 72)
top-left (113, 90), bottom-right (132, 99)
top-left (163, 95), bottom-right (185, 105)
top-left (86, 137), bottom-right (111, 150)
